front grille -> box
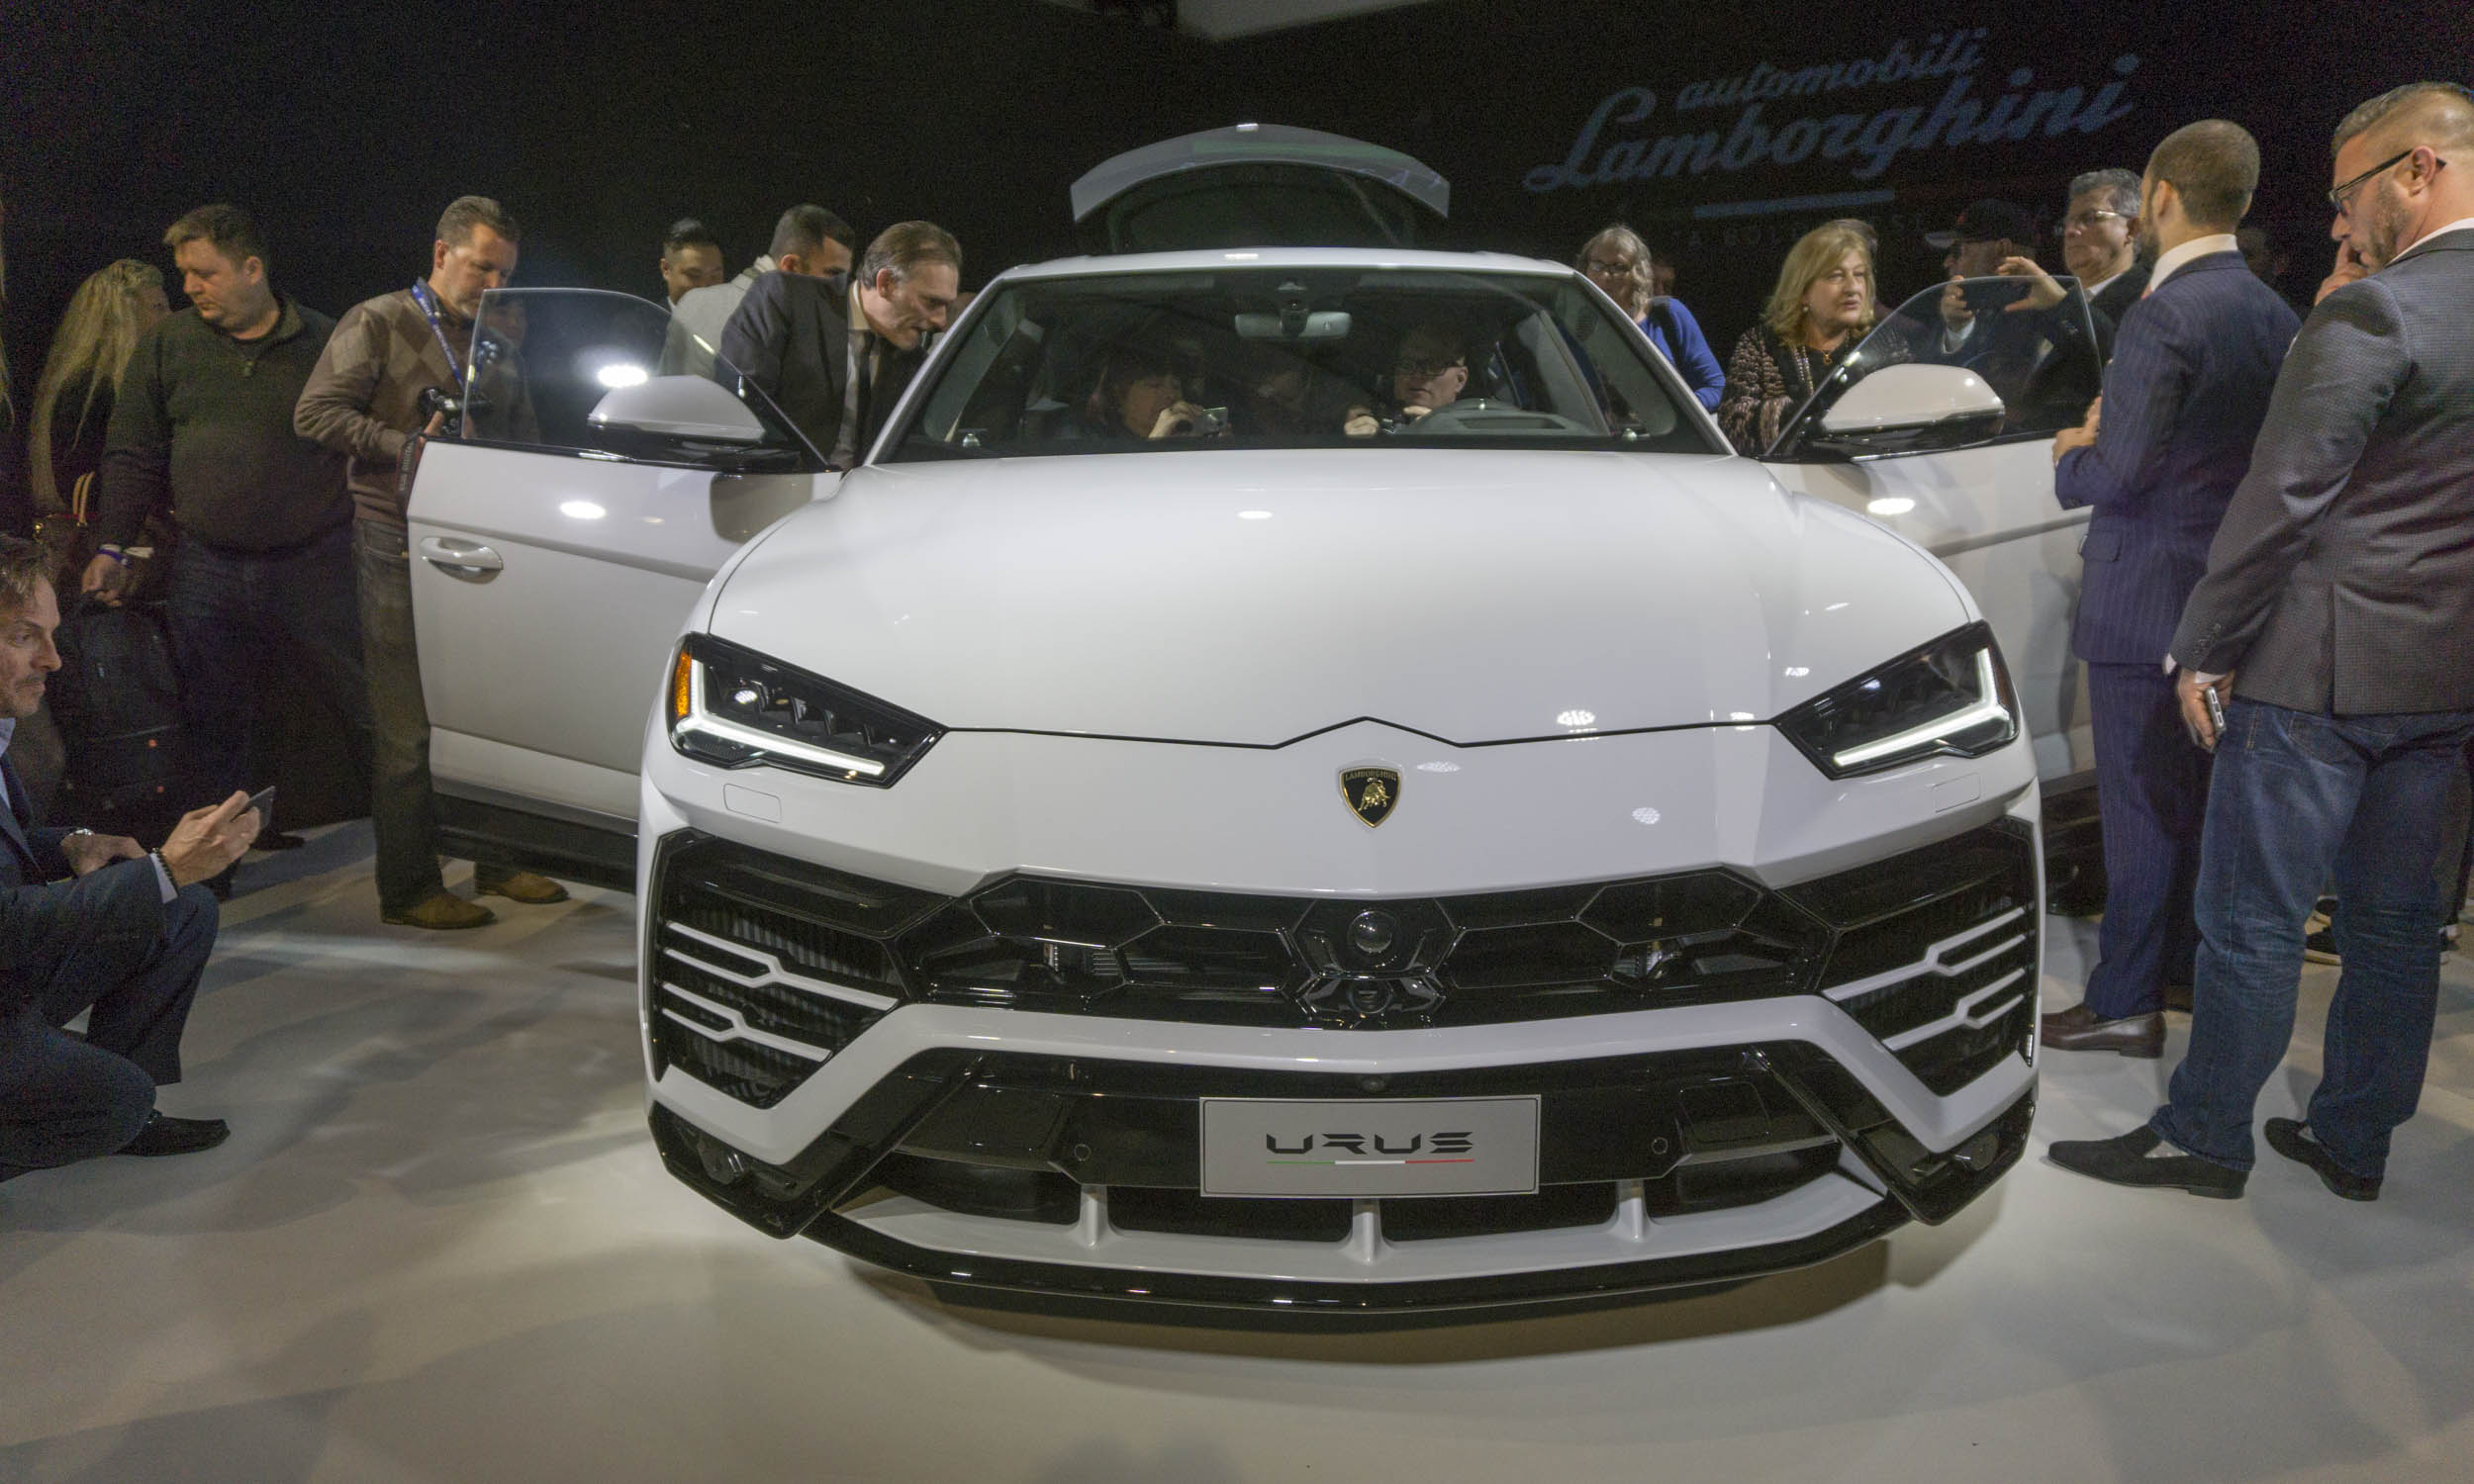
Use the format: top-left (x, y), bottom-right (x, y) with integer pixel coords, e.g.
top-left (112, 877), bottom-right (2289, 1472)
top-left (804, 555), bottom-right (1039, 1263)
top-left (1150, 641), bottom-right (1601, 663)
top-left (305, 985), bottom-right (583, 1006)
top-left (648, 821), bottom-right (2035, 1105)
top-left (1786, 821), bottom-right (2040, 1094)
top-left (901, 867), bottom-right (1832, 1029)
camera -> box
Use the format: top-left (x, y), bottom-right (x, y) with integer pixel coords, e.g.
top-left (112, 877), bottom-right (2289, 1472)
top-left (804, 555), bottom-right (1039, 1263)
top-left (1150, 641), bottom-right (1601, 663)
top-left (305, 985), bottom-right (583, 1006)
top-left (1170, 405), bottom-right (1229, 437)
top-left (419, 385), bottom-right (464, 432)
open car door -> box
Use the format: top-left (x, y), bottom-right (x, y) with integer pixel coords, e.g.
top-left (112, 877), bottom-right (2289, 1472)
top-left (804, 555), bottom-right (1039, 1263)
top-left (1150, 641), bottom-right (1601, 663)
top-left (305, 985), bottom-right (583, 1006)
top-left (402, 287), bottom-right (827, 888)
top-left (1756, 274), bottom-right (2111, 794)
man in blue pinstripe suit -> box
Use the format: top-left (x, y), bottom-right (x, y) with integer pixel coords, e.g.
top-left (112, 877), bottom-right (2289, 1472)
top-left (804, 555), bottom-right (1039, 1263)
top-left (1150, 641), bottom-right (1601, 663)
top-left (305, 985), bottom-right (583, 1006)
top-left (2040, 120), bottom-right (2300, 1058)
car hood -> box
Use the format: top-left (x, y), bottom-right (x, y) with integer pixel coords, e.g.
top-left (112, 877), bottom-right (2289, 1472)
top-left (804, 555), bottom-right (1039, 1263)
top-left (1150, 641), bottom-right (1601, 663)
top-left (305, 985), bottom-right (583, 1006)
top-left (706, 449), bottom-right (1972, 746)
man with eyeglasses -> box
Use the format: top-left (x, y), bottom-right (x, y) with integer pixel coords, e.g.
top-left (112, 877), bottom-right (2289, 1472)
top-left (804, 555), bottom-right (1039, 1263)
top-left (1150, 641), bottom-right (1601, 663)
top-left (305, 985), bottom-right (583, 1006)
top-left (2050, 82), bottom-right (2474, 1205)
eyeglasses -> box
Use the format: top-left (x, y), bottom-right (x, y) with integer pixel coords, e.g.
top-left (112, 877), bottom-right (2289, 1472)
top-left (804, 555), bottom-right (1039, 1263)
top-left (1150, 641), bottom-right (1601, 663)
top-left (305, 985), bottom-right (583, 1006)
top-left (2327, 147), bottom-right (2444, 213)
top-left (1393, 358), bottom-right (1465, 379)
top-left (2056, 209), bottom-right (2128, 235)
top-left (1581, 256), bottom-right (1636, 276)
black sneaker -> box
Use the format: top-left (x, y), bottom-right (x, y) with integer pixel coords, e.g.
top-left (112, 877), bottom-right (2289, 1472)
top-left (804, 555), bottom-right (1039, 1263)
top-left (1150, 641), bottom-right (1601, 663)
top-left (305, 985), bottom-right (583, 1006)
top-left (2263, 1118), bottom-right (2381, 1201)
top-left (2046, 1126), bottom-right (2246, 1198)
top-left (2303, 912), bottom-right (2339, 965)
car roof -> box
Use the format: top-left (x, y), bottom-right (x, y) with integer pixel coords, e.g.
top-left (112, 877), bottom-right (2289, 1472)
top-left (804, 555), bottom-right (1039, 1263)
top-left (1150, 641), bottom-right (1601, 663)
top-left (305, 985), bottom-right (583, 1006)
top-left (993, 247), bottom-right (1579, 285)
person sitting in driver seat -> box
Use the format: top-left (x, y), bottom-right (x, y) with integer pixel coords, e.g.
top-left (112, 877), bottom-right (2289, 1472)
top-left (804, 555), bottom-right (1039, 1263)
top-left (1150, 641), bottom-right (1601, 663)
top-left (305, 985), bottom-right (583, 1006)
top-left (1344, 323), bottom-right (1469, 436)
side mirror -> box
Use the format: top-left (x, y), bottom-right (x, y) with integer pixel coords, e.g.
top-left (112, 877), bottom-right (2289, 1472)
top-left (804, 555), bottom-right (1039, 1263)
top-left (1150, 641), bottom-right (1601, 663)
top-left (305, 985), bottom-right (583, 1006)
top-left (588, 375), bottom-right (767, 445)
top-left (1800, 363), bottom-right (2005, 460)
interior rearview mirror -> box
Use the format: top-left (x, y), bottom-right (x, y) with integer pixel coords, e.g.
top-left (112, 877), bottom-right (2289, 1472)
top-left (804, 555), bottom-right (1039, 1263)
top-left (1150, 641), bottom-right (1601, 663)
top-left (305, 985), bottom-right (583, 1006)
top-left (1233, 310), bottom-right (1352, 340)
top-left (588, 375), bottom-right (767, 446)
top-left (1800, 362), bottom-right (2006, 460)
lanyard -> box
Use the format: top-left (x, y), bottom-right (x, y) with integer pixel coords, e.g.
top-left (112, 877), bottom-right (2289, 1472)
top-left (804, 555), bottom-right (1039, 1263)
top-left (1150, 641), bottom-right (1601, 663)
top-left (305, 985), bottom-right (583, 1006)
top-left (408, 281), bottom-right (466, 388)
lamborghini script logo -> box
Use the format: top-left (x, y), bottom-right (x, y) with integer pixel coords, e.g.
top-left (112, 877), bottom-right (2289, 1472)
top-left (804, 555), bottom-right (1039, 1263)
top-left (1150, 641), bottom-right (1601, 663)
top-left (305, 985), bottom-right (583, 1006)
top-left (1341, 766), bottom-right (1401, 827)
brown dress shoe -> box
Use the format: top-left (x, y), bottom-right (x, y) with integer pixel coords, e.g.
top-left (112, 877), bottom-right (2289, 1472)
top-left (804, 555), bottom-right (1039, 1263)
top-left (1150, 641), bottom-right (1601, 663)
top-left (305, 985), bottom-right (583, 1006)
top-left (382, 892), bottom-right (498, 930)
top-left (476, 871), bottom-right (571, 905)
top-left (2039, 1003), bottom-right (2165, 1058)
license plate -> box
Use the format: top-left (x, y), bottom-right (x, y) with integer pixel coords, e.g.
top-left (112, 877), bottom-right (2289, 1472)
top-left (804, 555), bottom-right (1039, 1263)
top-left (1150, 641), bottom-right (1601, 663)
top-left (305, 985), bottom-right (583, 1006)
top-left (1199, 1096), bottom-right (1540, 1198)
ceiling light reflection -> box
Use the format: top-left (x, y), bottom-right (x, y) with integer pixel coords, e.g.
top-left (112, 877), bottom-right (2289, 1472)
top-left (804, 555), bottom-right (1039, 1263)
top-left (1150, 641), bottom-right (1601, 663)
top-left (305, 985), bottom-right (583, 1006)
top-left (596, 363), bottom-right (649, 389)
top-left (559, 500), bottom-right (608, 520)
top-left (1557, 709), bottom-right (1595, 727)
top-left (1866, 497), bottom-right (1916, 516)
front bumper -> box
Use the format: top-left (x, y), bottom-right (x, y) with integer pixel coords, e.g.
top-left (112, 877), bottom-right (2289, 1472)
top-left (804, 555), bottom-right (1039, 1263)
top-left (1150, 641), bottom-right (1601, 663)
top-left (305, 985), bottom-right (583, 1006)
top-left (637, 802), bottom-right (2042, 1315)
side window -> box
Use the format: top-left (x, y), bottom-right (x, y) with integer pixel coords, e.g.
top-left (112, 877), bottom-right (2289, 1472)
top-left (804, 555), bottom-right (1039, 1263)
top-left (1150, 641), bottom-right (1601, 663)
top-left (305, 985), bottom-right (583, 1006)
top-left (461, 288), bottom-right (823, 471)
top-left (1768, 274), bottom-right (2105, 460)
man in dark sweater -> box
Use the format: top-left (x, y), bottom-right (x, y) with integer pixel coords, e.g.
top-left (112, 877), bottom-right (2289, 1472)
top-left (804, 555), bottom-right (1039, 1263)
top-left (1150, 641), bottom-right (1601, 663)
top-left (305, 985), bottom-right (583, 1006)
top-left (85, 205), bottom-right (365, 870)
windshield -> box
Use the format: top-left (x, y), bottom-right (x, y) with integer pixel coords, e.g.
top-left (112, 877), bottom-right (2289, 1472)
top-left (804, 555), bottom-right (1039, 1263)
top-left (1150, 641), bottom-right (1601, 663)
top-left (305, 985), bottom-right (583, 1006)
top-left (886, 267), bottom-right (1715, 461)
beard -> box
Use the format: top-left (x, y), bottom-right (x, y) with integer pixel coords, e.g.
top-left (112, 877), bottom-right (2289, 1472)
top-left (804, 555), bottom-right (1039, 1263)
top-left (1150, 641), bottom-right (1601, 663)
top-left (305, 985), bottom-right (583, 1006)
top-left (2358, 185), bottom-right (2417, 269)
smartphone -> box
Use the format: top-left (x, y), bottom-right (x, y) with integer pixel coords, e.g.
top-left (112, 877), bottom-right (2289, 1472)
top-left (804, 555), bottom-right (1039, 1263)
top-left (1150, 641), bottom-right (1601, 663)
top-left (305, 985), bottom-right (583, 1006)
top-left (2203, 687), bottom-right (2228, 743)
top-left (243, 784), bottom-right (276, 822)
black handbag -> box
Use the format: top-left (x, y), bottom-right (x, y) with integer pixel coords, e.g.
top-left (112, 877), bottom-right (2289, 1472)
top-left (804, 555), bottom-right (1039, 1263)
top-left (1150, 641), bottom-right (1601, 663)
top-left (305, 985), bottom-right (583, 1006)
top-left (48, 597), bottom-right (199, 821)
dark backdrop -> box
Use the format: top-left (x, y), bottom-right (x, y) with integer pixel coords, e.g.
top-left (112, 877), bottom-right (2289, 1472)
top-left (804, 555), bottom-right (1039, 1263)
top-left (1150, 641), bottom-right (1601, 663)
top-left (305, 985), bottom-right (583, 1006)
top-left (7, 0), bottom-right (2473, 402)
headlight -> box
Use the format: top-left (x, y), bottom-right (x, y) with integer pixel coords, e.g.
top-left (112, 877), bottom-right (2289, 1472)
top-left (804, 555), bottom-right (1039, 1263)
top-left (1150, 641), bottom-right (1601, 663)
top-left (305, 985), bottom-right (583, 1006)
top-left (667, 633), bottom-right (942, 787)
top-left (1778, 622), bottom-right (2018, 778)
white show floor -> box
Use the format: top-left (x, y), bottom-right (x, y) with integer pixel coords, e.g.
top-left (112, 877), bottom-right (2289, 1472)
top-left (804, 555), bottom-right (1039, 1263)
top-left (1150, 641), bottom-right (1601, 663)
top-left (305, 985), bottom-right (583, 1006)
top-left (4, 824), bottom-right (2471, 1483)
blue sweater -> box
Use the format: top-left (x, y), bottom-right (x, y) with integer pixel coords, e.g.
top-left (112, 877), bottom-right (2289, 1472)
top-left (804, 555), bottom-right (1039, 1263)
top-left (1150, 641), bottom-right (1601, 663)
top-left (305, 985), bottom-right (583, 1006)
top-left (1639, 298), bottom-right (1725, 411)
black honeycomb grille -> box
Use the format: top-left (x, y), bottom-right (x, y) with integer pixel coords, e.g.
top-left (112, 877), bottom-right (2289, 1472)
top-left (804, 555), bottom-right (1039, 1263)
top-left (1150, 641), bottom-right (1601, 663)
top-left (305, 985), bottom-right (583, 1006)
top-left (650, 840), bottom-right (942, 1106)
top-left (649, 823), bottom-right (2035, 1093)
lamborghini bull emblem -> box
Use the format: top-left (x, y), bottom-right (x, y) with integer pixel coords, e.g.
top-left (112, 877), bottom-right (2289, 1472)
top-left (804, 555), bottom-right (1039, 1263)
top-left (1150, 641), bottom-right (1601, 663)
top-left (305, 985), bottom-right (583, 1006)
top-left (1341, 766), bottom-right (1401, 828)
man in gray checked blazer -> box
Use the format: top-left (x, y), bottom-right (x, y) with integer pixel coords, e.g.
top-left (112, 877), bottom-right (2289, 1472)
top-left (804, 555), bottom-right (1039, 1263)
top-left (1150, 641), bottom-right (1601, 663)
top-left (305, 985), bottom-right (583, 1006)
top-left (2051, 82), bottom-right (2474, 1203)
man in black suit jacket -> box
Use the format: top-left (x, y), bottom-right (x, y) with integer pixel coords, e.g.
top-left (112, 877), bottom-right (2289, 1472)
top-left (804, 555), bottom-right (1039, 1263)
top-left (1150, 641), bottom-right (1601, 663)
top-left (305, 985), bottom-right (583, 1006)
top-left (2052, 83), bottom-right (2474, 1202)
top-left (2040, 125), bottom-right (2298, 1059)
top-left (0, 538), bottom-right (260, 1183)
top-left (718, 221), bottom-right (962, 468)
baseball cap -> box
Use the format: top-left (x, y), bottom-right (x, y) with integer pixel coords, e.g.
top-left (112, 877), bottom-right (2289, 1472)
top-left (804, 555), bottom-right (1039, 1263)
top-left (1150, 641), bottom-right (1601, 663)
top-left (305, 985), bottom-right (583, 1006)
top-left (1925, 199), bottom-right (2039, 249)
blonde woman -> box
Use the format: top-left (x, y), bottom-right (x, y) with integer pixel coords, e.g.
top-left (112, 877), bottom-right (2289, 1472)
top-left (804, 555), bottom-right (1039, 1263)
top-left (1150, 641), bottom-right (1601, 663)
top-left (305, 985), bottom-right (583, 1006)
top-left (29, 259), bottom-right (169, 534)
top-left (1574, 225), bottom-right (1723, 409)
top-left (1716, 223), bottom-right (1893, 455)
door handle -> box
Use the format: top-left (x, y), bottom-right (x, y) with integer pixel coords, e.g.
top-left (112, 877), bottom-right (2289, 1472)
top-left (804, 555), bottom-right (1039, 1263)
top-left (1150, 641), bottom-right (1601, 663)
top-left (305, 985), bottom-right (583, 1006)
top-left (418, 536), bottom-right (504, 580)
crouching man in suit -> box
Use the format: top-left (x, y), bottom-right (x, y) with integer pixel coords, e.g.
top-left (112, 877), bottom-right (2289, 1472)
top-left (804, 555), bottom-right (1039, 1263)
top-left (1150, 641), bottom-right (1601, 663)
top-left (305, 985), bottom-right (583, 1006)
top-left (0, 535), bottom-right (260, 1183)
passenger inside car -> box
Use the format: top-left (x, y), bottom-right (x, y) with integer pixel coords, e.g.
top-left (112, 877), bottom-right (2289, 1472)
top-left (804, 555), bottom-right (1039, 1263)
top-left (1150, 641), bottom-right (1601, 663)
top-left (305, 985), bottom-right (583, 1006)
top-left (1083, 338), bottom-right (1224, 441)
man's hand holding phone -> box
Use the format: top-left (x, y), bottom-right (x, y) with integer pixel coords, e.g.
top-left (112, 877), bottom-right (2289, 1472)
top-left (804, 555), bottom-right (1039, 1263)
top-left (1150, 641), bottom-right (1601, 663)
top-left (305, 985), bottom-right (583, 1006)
top-left (2178, 669), bottom-right (2236, 751)
top-left (158, 790), bottom-right (263, 888)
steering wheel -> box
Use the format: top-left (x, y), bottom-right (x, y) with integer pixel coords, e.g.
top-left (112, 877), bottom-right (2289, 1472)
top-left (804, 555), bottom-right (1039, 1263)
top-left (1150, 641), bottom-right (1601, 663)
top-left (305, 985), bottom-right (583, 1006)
top-left (1395, 398), bottom-right (1592, 436)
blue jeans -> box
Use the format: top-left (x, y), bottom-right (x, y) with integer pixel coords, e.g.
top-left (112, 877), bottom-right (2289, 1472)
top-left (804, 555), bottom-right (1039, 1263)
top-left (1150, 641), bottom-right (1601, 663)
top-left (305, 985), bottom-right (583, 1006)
top-left (165, 523), bottom-right (369, 805)
top-left (2151, 697), bottom-right (2474, 1176)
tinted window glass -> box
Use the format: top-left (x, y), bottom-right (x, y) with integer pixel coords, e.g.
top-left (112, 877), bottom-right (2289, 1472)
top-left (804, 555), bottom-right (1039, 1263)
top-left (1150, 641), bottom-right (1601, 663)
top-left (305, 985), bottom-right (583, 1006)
top-left (888, 267), bottom-right (1715, 462)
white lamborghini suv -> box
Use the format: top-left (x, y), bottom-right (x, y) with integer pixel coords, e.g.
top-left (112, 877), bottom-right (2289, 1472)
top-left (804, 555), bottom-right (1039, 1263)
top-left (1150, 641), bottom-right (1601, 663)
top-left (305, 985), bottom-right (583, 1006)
top-left (405, 129), bottom-right (2067, 1317)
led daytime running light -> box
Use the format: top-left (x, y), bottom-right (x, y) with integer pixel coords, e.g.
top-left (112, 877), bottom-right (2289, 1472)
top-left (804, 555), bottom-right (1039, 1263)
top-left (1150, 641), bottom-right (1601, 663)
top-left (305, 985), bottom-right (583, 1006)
top-left (1830, 647), bottom-right (2007, 770)
top-left (672, 653), bottom-right (889, 778)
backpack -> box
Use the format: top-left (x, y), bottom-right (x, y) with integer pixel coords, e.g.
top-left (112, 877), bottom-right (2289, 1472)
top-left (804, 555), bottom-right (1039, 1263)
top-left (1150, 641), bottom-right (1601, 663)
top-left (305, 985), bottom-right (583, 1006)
top-left (48, 599), bottom-right (199, 824)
